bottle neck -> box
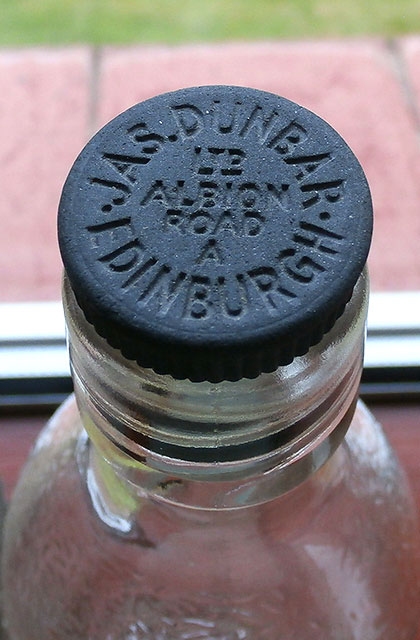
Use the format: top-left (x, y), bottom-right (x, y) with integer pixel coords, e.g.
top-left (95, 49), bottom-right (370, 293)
top-left (64, 270), bottom-right (368, 509)
top-left (78, 426), bottom-right (352, 534)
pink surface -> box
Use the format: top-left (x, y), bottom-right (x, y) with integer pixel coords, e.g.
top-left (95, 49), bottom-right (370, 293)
top-left (1, 38), bottom-right (420, 301)
top-left (401, 36), bottom-right (420, 110)
top-left (0, 48), bottom-right (91, 301)
top-left (98, 40), bottom-right (420, 291)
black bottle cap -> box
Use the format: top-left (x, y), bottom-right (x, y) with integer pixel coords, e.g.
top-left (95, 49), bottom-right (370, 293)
top-left (58, 86), bottom-right (372, 383)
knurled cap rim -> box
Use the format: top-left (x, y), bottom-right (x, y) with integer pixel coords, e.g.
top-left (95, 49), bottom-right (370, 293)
top-left (58, 85), bottom-right (372, 382)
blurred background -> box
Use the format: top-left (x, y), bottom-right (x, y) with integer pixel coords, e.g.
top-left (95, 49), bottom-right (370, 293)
top-left (1, 0), bottom-right (420, 303)
top-left (2, 0), bottom-right (420, 45)
top-left (0, 1), bottom-right (419, 502)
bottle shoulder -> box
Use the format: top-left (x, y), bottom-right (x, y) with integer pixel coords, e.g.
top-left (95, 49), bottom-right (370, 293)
top-left (4, 395), bottom-right (417, 546)
top-left (2, 397), bottom-right (419, 640)
top-left (5, 395), bottom-right (416, 522)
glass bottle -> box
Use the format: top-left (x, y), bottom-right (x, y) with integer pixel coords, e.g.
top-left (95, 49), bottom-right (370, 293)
top-left (2, 86), bottom-right (419, 640)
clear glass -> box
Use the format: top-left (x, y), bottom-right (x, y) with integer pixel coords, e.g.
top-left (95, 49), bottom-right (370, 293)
top-left (1, 272), bottom-right (419, 640)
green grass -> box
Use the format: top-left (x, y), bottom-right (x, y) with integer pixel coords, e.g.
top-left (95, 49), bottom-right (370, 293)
top-left (0, 0), bottom-right (419, 46)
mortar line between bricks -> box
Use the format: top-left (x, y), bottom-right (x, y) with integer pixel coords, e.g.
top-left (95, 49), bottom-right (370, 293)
top-left (387, 37), bottom-right (420, 145)
top-left (88, 45), bottom-right (102, 137)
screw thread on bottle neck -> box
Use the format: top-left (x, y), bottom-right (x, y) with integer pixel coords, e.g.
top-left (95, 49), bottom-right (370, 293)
top-left (65, 270), bottom-right (368, 500)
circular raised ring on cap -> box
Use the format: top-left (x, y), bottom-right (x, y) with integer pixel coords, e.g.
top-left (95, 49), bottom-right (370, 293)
top-left (58, 85), bottom-right (373, 382)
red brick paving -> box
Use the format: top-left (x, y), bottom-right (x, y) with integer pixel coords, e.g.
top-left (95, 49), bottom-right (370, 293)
top-left (400, 36), bottom-right (420, 113)
top-left (0, 417), bottom-right (43, 499)
top-left (0, 48), bottom-right (91, 301)
top-left (98, 40), bottom-right (420, 291)
top-left (1, 38), bottom-right (420, 301)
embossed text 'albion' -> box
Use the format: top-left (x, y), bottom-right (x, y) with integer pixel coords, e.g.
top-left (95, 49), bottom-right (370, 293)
top-left (85, 101), bottom-right (346, 320)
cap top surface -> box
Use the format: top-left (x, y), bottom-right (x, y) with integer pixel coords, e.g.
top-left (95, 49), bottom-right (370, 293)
top-left (58, 86), bottom-right (372, 381)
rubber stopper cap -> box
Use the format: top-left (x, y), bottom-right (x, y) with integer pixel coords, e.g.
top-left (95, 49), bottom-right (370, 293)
top-left (58, 86), bottom-right (372, 382)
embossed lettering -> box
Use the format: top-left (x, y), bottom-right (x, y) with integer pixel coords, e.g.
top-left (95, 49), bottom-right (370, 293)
top-left (213, 211), bottom-right (238, 236)
top-left (86, 217), bottom-right (132, 234)
top-left (267, 183), bottom-right (291, 211)
top-left (196, 240), bottom-right (223, 265)
top-left (89, 178), bottom-right (131, 206)
top-left (301, 179), bottom-right (344, 209)
top-left (285, 153), bottom-right (331, 181)
top-left (198, 181), bottom-right (217, 207)
top-left (138, 265), bottom-right (187, 313)
top-left (239, 105), bottom-right (278, 142)
top-left (148, 177), bottom-right (294, 238)
top-left (197, 147), bottom-right (245, 177)
top-left (98, 238), bottom-right (142, 272)
top-left (243, 212), bottom-right (265, 237)
top-left (171, 104), bottom-right (204, 139)
top-left (294, 221), bottom-right (343, 255)
top-left (89, 99), bottom-right (350, 321)
top-left (267, 122), bottom-right (308, 156)
top-left (278, 249), bottom-right (325, 283)
top-left (141, 180), bottom-right (171, 206)
top-left (217, 274), bottom-right (250, 317)
top-left (189, 211), bottom-right (213, 235)
top-left (127, 123), bottom-right (165, 156)
top-left (239, 183), bottom-right (259, 208)
top-left (184, 276), bottom-right (212, 319)
top-left (165, 209), bottom-right (183, 231)
top-left (122, 257), bottom-right (158, 289)
top-left (86, 217), bottom-right (134, 255)
top-left (212, 100), bottom-right (241, 134)
top-left (164, 208), bottom-right (265, 238)
top-left (248, 266), bottom-right (296, 310)
top-left (103, 153), bottom-right (150, 183)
